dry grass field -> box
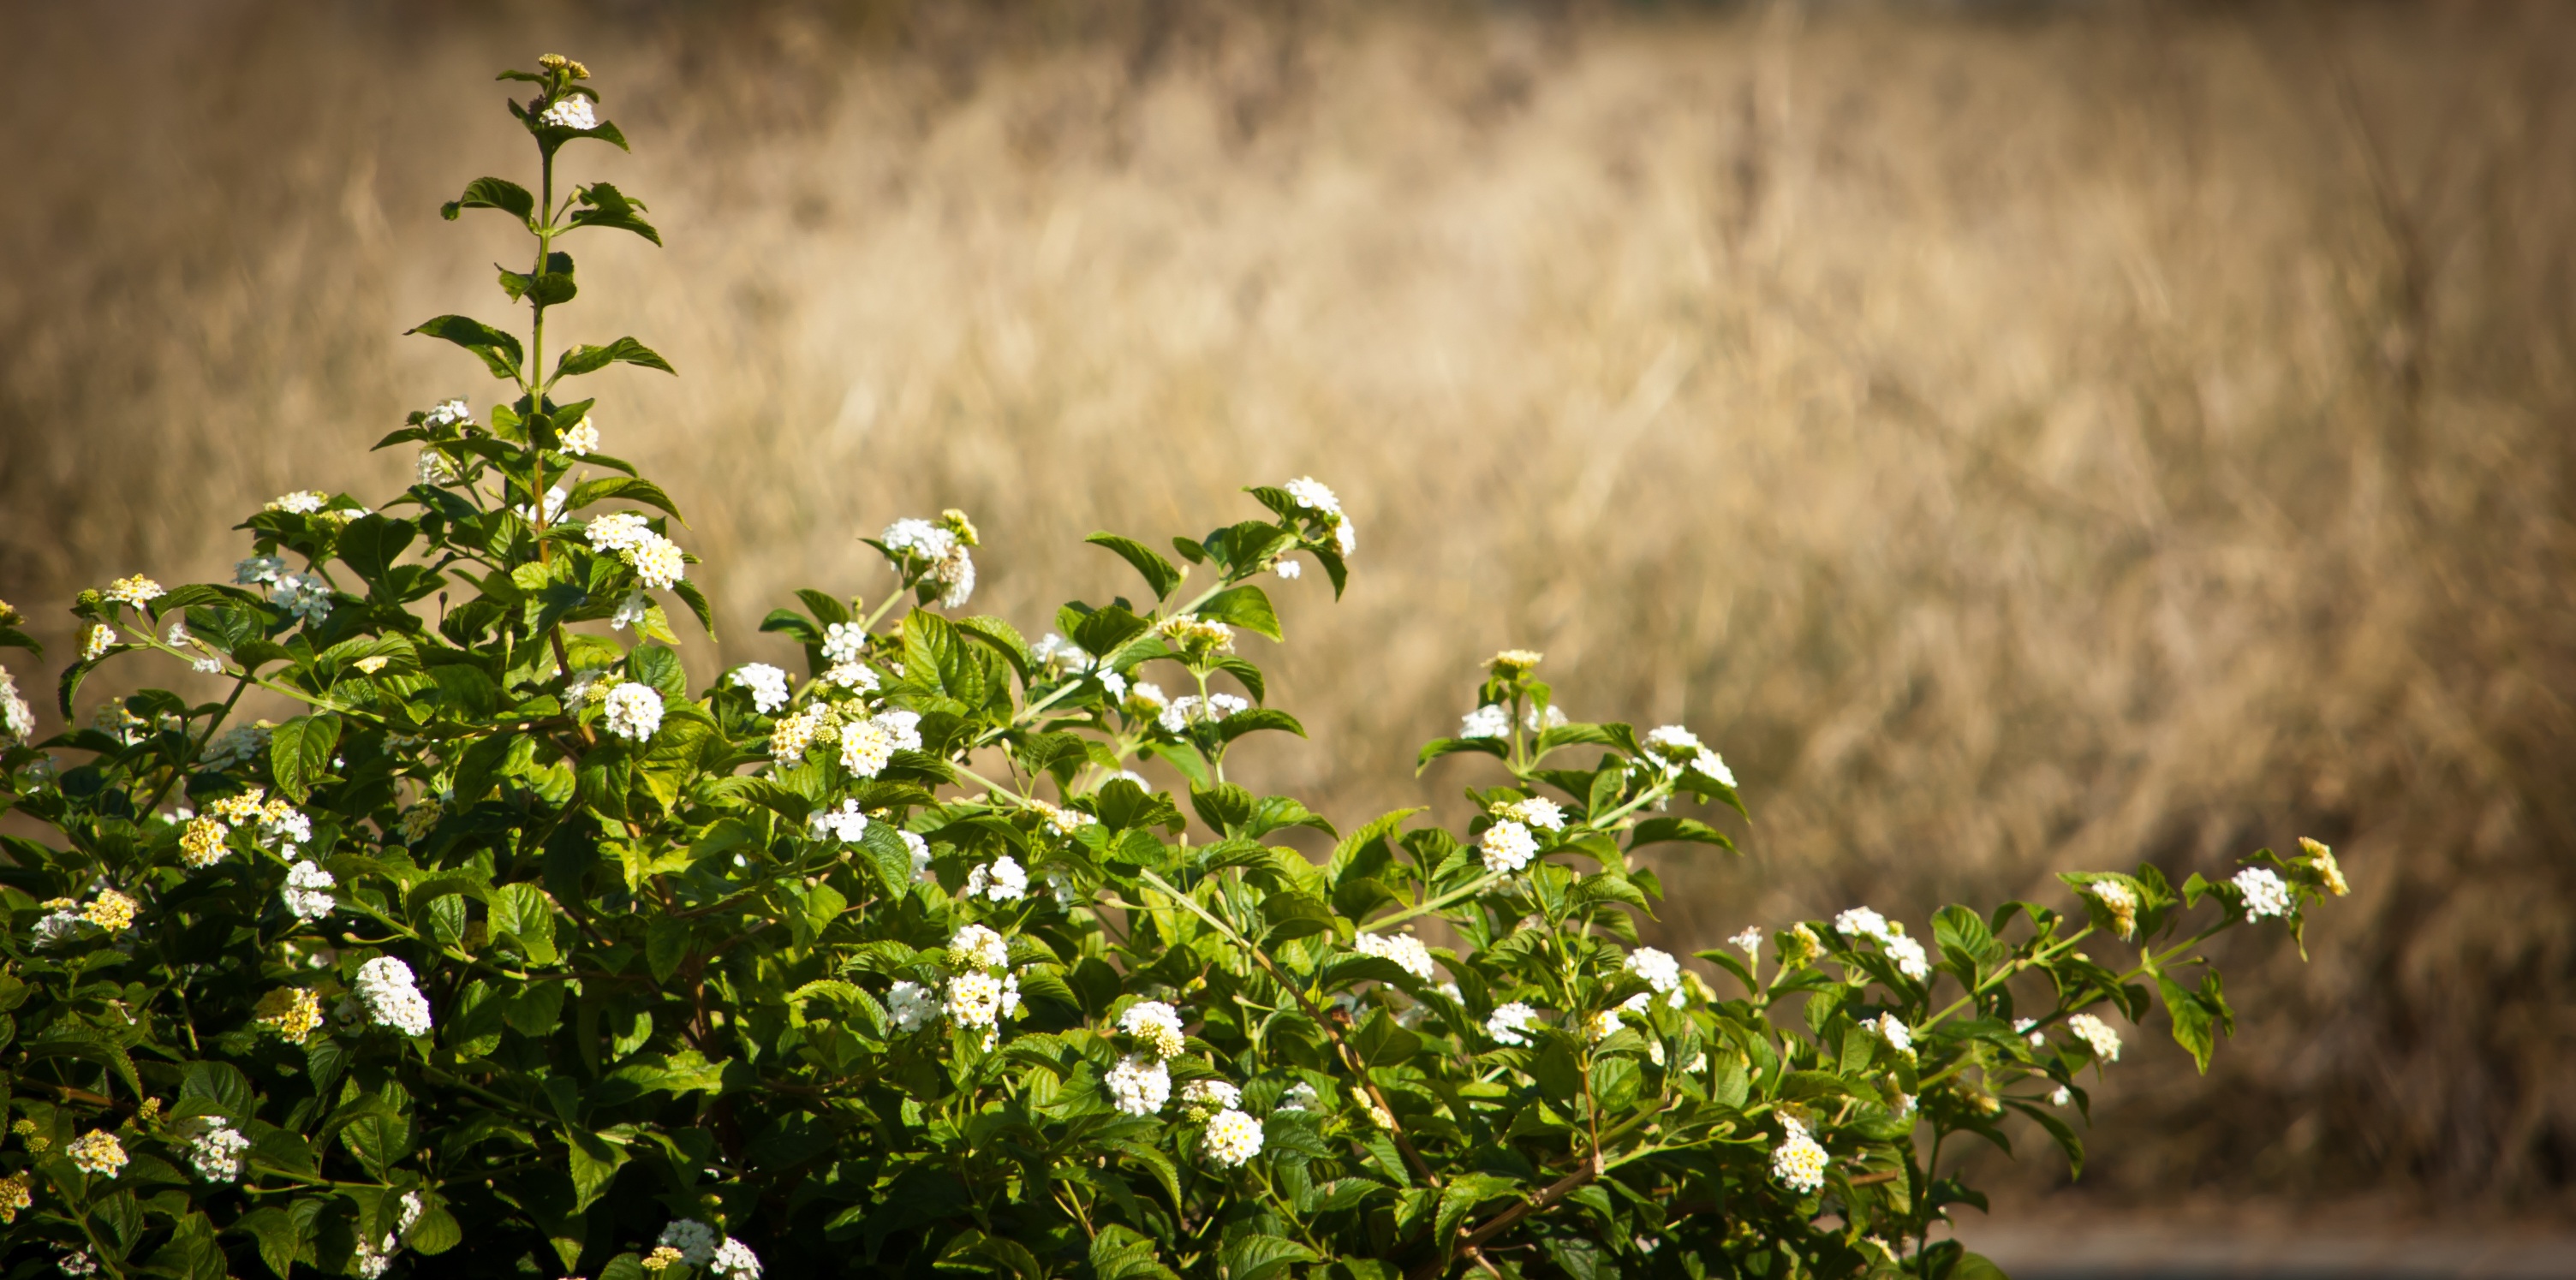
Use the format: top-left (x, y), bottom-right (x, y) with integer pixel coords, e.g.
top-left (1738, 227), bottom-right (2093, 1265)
top-left (3, 0), bottom-right (2573, 1217)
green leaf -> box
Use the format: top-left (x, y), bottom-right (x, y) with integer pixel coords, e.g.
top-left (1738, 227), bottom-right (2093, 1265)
top-left (1434, 1174), bottom-right (1524, 1248)
top-left (567, 182), bottom-right (663, 246)
top-left (565, 1128), bottom-right (629, 1212)
top-left (1089, 1224), bottom-right (1178, 1280)
top-left (1196, 584), bottom-right (1282, 640)
top-left (1416, 737), bottom-right (1507, 771)
top-left (407, 314), bottom-right (525, 380)
top-left (232, 1206), bottom-right (301, 1280)
top-left (267, 713), bottom-right (342, 803)
top-left (1217, 1235), bottom-right (1317, 1280)
top-left (552, 336), bottom-right (675, 382)
top-left (565, 475), bottom-right (684, 521)
top-left (1085, 533), bottom-right (1184, 599)
top-left (1216, 708), bottom-right (1305, 744)
top-left (1626, 816), bottom-right (1735, 852)
top-left (490, 883), bottom-right (561, 967)
top-left (1351, 1009), bottom-right (1422, 1068)
top-left (440, 176), bottom-right (535, 222)
top-left (176, 1062), bottom-right (253, 1122)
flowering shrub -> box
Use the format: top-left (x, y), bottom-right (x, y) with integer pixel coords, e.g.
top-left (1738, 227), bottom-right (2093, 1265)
top-left (0, 57), bottom-right (2347, 1280)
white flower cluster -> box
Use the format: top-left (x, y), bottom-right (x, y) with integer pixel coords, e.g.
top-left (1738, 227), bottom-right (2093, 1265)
top-left (1479, 820), bottom-right (1537, 874)
top-left (1866, 1014), bottom-right (1913, 1055)
top-left (1035, 632), bottom-right (1091, 676)
top-left (1623, 947), bottom-right (1687, 1008)
top-left (1729, 926), bottom-right (1764, 956)
top-left (1833, 907), bottom-right (1931, 981)
top-left (809, 799), bottom-right (869, 843)
top-left (587, 512), bottom-right (687, 590)
top-left (1354, 932), bottom-right (1436, 981)
top-left (1202, 1106), bottom-right (1265, 1168)
top-left (83, 624), bottom-right (116, 662)
top-left (1458, 705), bottom-right (1511, 741)
top-left (881, 518), bottom-right (975, 608)
top-left (2233, 866), bottom-right (2292, 920)
top-left (1490, 795), bottom-right (1565, 831)
top-left (711, 1237), bottom-right (762, 1279)
top-left (268, 490), bottom-right (328, 515)
top-left (1771, 1116), bottom-right (1829, 1193)
top-left (602, 682), bottom-right (665, 741)
top-left (903, 830), bottom-right (933, 883)
top-left (59, 1250), bottom-right (99, 1277)
top-left (235, 555), bottom-right (286, 587)
top-left (539, 94), bottom-right (597, 131)
top-left (2014, 1017), bottom-right (2047, 1048)
top-left (1119, 1000), bottom-right (1188, 1059)
top-left (1157, 693), bottom-right (1248, 735)
top-left (103, 574), bottom-right (164, 605)
top-left (729, 663), bottom-right (790, 714)
top-left (417, 447), bottom-right (462, 485)
top-left (821, 622), bottom-right (868, 664)
top-left (283, 860), bottom-right (337, 921)
top-left (561, 414), bottom-right (599, 456)
top-left (187, 1124), bottom-right (249, 1182)
top-left (271, 574), bottom-right (334, 625)
top-left (1283, 475), bottom-right (1357, 557)
top-left (1106, 1054), bottom-right (1172, 1116)
top-left (2067, 1012), bottom-right (2123, 1063)
top-left (943, 925), bottom-right (1021, 1046)
top-left (949, 923), bottom-right (1011, 972)
top-left (424, 397), bottom-right (472, 429)
top-left (839, 709), bottom-right (922, 778)
top-left (1486, 1001), bottom-right (1541, 1046)
top-left (1277, 1081), bottom-right (1321, 1113)
top-left (200, 723), bottom-right (272, 771)
top-left (885, 980), bottom-right (939, 1033)
top-left (1643, 724), bottom-right (1736, 788)
top-left (657, 1221), bottom-right (720, 1267)
top-left (964, 854), bottom-right (1029, 902)
top-left (0, 665), bottom-right (33, 741)
top-left (355, 956), bottom-right (433, 1036)
top-left (2088, 879), bottom-right (2141, 938)
top-left (68, 1129), bottom-right (128, 1177)
top-left (824, 661), bottom-right (879, 692)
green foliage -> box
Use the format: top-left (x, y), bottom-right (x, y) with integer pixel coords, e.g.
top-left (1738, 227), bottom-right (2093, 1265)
top-left (0, 55), bottom-right (2349, 1280)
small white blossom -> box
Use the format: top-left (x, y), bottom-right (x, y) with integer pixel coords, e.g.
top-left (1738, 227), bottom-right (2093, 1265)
top-left (1181, 1080), bottom-right (1242, 1116)
top-left (268, 491), bottom-right (328, 515)
top-left (1458, 705), bottom-right (1511, 740)
top-left (1119, 1000), bottom-right (1188, 1058)
top-left (1479, 820), bottom-right (1536, 874)
top-left (1485, 1001), bottom-right (1541, 1046)
top-left (1124, 682), bottom-right (1169, 717)
top-left (809, 799), bottom-right (868, 843)
top-left (68, 1130), bottom-right (128, 1177)
top-left (1274, 558), bottom-right (1302, 580)
top-left (1884, 934), bottom-right (1932, 983)
top-left (885, 980), bottom-right (938, 1033)
top-left (1866, 1014), bottom-right (1913, 1055)
top-left (2087, 878), bottom-right (2141, 938)
top-left (282, 860), bottom-right (337, 921)
top-left (1276, 1081), bottom-right (1321, 1113)
top-left (271, 574), bottom-right (334, 625)
top-left (82, 625), bottom-right (116, 662)
top-left (539, 95), bottom-right (597, 130)
top-left (2068, 1013), bottom-right (2123, 1063)
top-left (729, 664), bottom-right (791, 714)
top-left (1106, 1055), bottom-right (1172, 1116)
top-left (965, 854), bottom-right (1029, 902)
top-left (902, 830), bottom-right (933, 883)
top-left (609, 588), bottom-right (651, 631)
top-left (1157, 693), bottom-right (1247, 735)
top-left (1202, 1109), bottom-right (1265, 1167)
top-left (658, 1221), bottom-right (720, 1267)
top-left (1770, 1117), bottom-right (1828, 1193)
top-left (59, 1250), bottom-right (101, 1277)
top-left (1491, 796), bottom-right (1565, 831)
top-left (601, 683), bottom-right (664, 741)
top-left (1729, 926), bottom-right (1764, 956)
top-left (1034, 633), bottom-right (1091, 675)
top-left (187, 1124), bottom-right (250, 1182)
top-left (234, 555), bottom-right (287, 586)
top-left (2051, 1086), bottom-right (2072, 1106)
top-left (823, 662), bottom-right (878, 693)
top-left (1525, 703), bottom-right (1570, 731)
top-left (710, 1237), bottom-right (761, 1279)
top-left (104, 575), bottom-right (165, 606)
top-left (423, 397), bottom-right (473, 429)
top-left (821, 622), bottom-right (868, 664)
top-left (2014, 1017), bottom-right (2048, 1048)
top-left (561, 415), bottom-right (599, 456)
top-left (880, 518), bottom-right (975, 607)
top-left (1624, 948), bottom-right (1685, 1008)
top-left (1354, 932), bottom-right (1436, 981)
top-left (1834, 907), bottom-right (1892, 941)
top-left (1282, 475), bottom-right (1356, 556)
top-left (0, 666), bottom-right (34, 741)
top-left (354, 956), bottom-right (433, 1036)
top-left (2233, 866), bottom-right (2293, 920)
top-left (945, 973), bottom-right (1004, 1027)
top-left (948, 924), bottom-right (1011, 972)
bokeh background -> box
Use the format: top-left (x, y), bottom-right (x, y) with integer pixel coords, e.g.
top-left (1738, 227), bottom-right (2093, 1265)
top-left (5, 0), bottom-right (2573, 1235)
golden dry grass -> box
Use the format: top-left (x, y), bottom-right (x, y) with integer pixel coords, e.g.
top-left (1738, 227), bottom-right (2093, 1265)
top-left (3, 0), bottom-right (2573, 1211)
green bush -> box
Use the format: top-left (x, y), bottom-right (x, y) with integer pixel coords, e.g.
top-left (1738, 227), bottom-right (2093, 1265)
top-left (0, 57), bottom-right (2346, 1280)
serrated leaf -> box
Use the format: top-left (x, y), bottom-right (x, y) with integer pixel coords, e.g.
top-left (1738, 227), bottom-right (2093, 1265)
top-left (1196, 584), bottom-right (1281, 640)
top-left (268, 713), bottom-right (341, 803)
top-left (1086, 533), bottom-right (1184, 599)
top-left (440, 176), bottom-right (535, 222)
top-left (552, 336), bottom-right (675, 382)
top-left (408, 314), bottom-right (524, 379)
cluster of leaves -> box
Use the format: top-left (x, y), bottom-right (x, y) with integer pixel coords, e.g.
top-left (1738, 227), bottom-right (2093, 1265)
top-left (0, 57), bottom-right (2346, 1280)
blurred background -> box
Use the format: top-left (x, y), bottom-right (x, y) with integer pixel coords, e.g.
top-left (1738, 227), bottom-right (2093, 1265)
top-left (4, 0), bottom-right (2573, 1259)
